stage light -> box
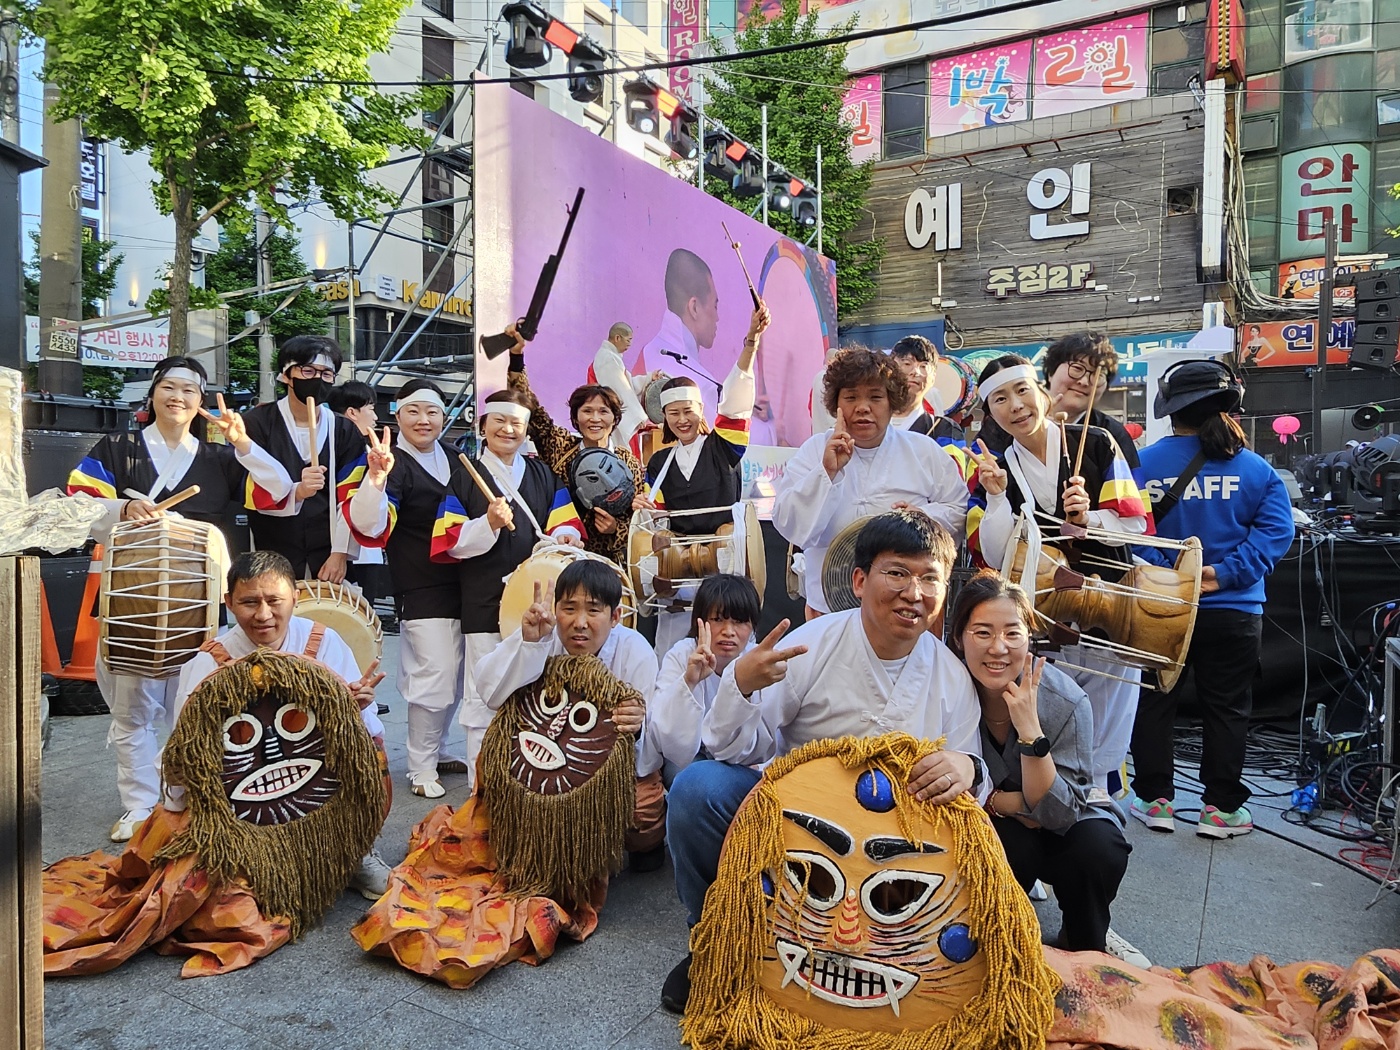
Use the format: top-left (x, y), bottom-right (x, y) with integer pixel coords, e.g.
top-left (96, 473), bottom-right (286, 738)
top-left (731, 155), bottom-right (765, 197)
top-left (501, 0), bottom-right (554, 69)
top-left (704, 129), bottom-right (747, 182)
top-left (567, 36), bottom-right (607, 104)
top-left (767, 171), bottom-right (799, 212)
top-left (666, 102), bottom-right (700, 159)
top-left (624, 77), bottom-right (661, 135)
top-left (793, 186), bottom-right (819, 227)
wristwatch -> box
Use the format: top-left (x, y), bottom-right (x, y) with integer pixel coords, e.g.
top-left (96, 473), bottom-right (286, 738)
top-left (1017, 735), bottom-right (1051, 757)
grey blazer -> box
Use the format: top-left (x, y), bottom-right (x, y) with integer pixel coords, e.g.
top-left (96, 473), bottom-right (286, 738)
top-left (979, 662), bottom-right (1125, 832)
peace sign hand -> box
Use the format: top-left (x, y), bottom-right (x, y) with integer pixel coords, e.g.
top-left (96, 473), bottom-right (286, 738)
top-left (823, 408), bottom-right (855, 481)
top-left (972, 439), bottom-right (1008, 497)
top-left (733, 619), bottom-right (808, 697)
top-left (199, 393), bottom-right (253, 455)
top-left (685, 620), bottom-right (719, 688)
top-left (1003, 655), bottom-right (1045, 743)
top-left (365, 426), bottom-right (395, 488)
top-left (521, 579), bottom-right (556, 642)
top-left (350, 658), bottom-right (387, 711)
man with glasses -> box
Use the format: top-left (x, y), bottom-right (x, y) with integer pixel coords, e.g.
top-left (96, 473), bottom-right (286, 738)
top-left (888, 334), bottom-right (961, 443)
top-left (1043, 331), bottom-right (1139, 468)
top-left (658, 509), bottom-right (986, 1014)
top-left (243, 335), bottom-right (369, 582)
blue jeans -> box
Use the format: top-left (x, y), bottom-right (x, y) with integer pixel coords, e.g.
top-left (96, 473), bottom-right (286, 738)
top-left (667, 760), bottom-right (762, 927)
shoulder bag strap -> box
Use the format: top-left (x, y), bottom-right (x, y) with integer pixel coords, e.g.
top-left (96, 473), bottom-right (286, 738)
top-left (1152, 449), bottom-right (1209, 524)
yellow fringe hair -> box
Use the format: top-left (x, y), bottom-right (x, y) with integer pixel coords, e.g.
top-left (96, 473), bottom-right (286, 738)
top-left (681, 732), bottom-right (1060, 1050)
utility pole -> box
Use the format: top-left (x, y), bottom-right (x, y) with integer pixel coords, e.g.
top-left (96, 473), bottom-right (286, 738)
top-left (255, 207), bottom-right (275, 403)
top-left (36, 74), bottom-right (83, 394)
top-left (345, 225), bottom-right (357, 364)
top-left (815, 143), bottom-right (823, 255)
top-left (760, 104), bottom-right (768, 227)
top-left (1311, 219), bottom-right (1338, 452)
top-left (0, 5), bottom-right (19, 144)
top-left (610, 0), bottom-right (619, 145)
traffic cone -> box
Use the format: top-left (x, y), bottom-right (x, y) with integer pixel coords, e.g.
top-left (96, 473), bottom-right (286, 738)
top-left (38, 580), bottom-right (61, 675)
top-left (58, 544), bottom-right (102, 682)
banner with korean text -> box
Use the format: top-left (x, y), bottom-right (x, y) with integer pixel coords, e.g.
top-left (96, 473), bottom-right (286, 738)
top-left (841, 74), bottom-right (883, 163)
top-left (1031, 14), bottom-right (1149, 118)
top-left (927, 41), bottom-right (1032, 138)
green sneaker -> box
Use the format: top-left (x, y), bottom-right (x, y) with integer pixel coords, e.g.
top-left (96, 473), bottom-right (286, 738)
top-left (1197, 804), bottom-right (1253, 839)
top-left (1129, 796), bottom-right (1175, 832)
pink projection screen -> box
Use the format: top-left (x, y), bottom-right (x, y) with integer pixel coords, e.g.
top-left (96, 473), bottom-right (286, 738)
top-left (473, 81), bottom-right (839, 450)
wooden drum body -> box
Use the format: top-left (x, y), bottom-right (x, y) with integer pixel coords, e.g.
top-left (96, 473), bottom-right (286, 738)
top-left (627, 503), bottom-right (765, 616)
top-left (294, 580), bottom-right (384, 677)
top-left (1002, 514), bottom-right (1201, 691)
top-left (100, 517), bottom-right (227, 679)
top-left (499, 544), bottom-right (637, 635)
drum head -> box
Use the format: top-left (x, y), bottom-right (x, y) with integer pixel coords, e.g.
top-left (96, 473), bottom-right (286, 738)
top-left (932, 359), bottom-right (968, 421)
top-left (294, 580), bottom-right (384, 677)
top-left (819, 517), bottom-right (869, 613)
top-left (642, 379), bottom-right (669, 424)
top-left (499, 546), bottom-right (637, 635)
top-left (743, 502), bottom-right (767, 602)
top-left (625, 515), bottom-right (657, 616)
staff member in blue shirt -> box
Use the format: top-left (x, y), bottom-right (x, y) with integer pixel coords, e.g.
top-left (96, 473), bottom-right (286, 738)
top-left (1129, 360), bottom-right (1294, 840)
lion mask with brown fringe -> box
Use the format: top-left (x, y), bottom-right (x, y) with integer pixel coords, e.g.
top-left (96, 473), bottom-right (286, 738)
top-left (479, 652), bottom-right (640, 904)
top-left (683, 732), bottom-right (1060, 1050)
top-left (158, 650), bottom-right (387, 938)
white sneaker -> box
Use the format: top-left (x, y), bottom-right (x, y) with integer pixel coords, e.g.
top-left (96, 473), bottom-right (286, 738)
top-left (349, 849), bottom-right (393, 900)
top-left (1104, 927), bottom-right (1151, 969)
top-left (408, 771), bottom-right (445, 799)
top-left (109, 808), bottom-right (152, 842)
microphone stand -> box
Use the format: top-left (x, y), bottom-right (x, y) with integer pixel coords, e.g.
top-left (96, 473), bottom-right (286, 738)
top-left (660, 350), bottom-right (723, 398)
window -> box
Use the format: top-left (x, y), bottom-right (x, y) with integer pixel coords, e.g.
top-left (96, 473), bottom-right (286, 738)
top-left (883, 62), bottom-right (926, 160)
top-left (1244, 156), bottom-right (1279, 266)
top-left (1244, 71), bottom-right (1282, 114)
top-left (422, 0), bottom-right (452, 20)
top-left (1371, 139), bottom-right (1400, 253)
top-left (619, 0), bottom-right (646, 31)
top-left (1242, 114), bottom-right (1280, 152)
top-left (1151, 63), bottom-right (1201, 93)
top-left (423, 201), bottom-right (456, 295)
top-left (423, 30), bottom-right (453, 134)
top-left (1280, 53), bottom-right (1375, 150)
top-left (510, 71), bottom-right (537, 99)
top-left (424, 159), bottom-right (454, 204)
top-left (1244, 0), bottom-right (1283, 72)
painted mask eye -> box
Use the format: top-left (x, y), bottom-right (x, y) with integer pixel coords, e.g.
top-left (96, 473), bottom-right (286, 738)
top-left (860, 870), bottom-right (943, 924)
top-left (275, 703), bottom-right (317, 742)
top-left (539, 688), bottom-right (569, 716)
top-left (568, 701), bottom-right (599, 733)
top-left (223, 713), bottom-right (263, 752)
top-left (783, 850), bottom-right (845, 910)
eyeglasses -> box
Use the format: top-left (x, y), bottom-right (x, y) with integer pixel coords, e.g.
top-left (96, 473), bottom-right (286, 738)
top-left (877, 567), bottom-right (945, 595)
top-left (1064, 361), bottom-right (1103, 382)
top-left (965, 627), bottom-right (1029, 647)
top-left (291, 365), bottom-right (337, 381)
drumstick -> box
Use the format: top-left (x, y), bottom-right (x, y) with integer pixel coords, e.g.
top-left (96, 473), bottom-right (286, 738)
top-left (1071, 375), bottom-right (1100, 479)
top-left (307, 398), bottom-right (320, 471)
top-left (721, 221), bottom-right (761, 310)
top-left (1054, 412), bottom-right (1071, 466)
top-left (152, 485), bottom-right (200, 513)
top-left (457, 453), bottom-right (516, 531)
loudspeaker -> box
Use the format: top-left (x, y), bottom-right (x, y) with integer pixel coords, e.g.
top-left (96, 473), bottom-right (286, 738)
top-left (1351, 270), bottom-right (1400, 369)
top-left (1355, 272), bottom-right (1400, 301)
top-left (1357, 299), bottom-right (1399, 323)
top-left (1351, 337), bottom-right (1400, 369)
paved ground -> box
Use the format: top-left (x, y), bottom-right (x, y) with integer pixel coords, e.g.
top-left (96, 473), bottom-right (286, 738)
top-left (39, 634), bottom-right (1400, 1049)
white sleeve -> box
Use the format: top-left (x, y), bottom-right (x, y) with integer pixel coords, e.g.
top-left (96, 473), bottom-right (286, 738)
top-left (234, 441), bottom-right (295, 504)
top-left (330, 497), bottom-right (353, 555)
top-left (1086, 507), bottom-right (1149, 542)
top-left (449, 512), bottom-right (501, 560)
top-left (87, 499), bottom-right (124, 545)
top-left (318, 629), bottom-right (384, 737)
top-left (915, 444), bottom-right (969, 538)
top-left (594, 349), bottom-right (648, 445)
top-left (348, 476), bottom-right (389, 539)
top-left (474, 630), bottom-right (552, 711)
top-left (717, 364), bottom-right (756, 420)
top-left (702, 660), bottom-right (801, 767)
top-left (619, 634), bottom-right (659, 701)
top-left (771, 435), bottom-right (842, 548)
top-left (977, 489), bottom-right (1016, 567)
top-left (939, 671), bottom-right (989, 803)
top-left (164, 653), bottom-right (218, 811)
top-left (646, 641), bottom-right (707, 770)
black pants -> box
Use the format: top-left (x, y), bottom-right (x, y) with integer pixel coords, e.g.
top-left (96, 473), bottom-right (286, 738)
top-left (994, 816), bottom-right (1131, 952)
top-left (1131, 607), bottom-right (1262, 813)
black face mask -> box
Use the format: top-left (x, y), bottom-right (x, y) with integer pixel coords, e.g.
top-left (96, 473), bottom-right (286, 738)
top-left (289, 376), bottom-right (331, 404)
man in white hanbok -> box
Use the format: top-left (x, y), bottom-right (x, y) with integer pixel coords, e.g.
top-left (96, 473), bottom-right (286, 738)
top-left (659, 511), bottom-right (987, 1014)
top-left (773, 345), bottom-right (967, 615)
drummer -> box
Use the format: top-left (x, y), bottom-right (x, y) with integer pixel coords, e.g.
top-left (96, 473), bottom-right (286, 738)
top-left (966, 354), bottom-right (1151, 794)
top-left (347, 379), bottom-right (482, 799)
top-left (241, 334), bottom-right (369, 583)
top-left (506, 329), bottom-right (646, 567)
top-left (445, 388), bottom-right (583, 783)
top-left (632, 299), bottom-right (770, 654)
top-left (772, 344), bottom-right (968, 617)
top-left (66, 354), bottom-right (296, 841)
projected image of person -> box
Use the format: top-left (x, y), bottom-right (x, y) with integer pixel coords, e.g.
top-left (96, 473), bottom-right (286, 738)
top-left (640, 249), bottom-right (720, 387)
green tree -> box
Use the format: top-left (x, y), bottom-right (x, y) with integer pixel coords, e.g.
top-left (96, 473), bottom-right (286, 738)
top-left (700, 0), bottom-right (883, 320)
top-left (203, 228), bottom-right (331, 394)
top-left (23, 0), bottom-right (443, 355)
top-left (23, 233), bottom-right (130, 397)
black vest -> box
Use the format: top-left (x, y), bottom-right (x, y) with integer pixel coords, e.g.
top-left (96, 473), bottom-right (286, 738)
top-left (646, 434), bottom-right (742, 535)
top-left (385, 442), bottom-right (462, 622)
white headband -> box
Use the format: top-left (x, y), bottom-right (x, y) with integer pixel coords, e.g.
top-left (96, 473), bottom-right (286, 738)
top-left (158, 367), bottom-right (205, 390)
top-left (395, 389), bottom-right (446, 413)
top-left (311, 353), bottom-right (336, 371)
top-left (978, 364), bottom-right (1040, 402)
top-left (660, 386), bottom-right (703, 408)
top-left (483, 400), bottom-right (531, 423)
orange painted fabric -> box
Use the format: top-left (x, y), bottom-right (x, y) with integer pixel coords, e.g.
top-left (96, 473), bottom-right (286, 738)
top-left (42, 807), bottom-right (290, 978)
top-left (352, 795), bottom-right (606, 989)
top-left (1045, 946), bottom-right (1400, 1050)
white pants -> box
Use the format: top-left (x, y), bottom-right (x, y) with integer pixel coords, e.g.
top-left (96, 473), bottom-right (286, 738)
top-left (460, 630), bottom-right (503, 780)
top-left (1063, 644), bottom-right (1142, 789)
top-left (655, 609), bottom-right (690, 662)
top-left (398, 618), bottom-right (465, 780)
top-left (97, 659), bottom-right (179, 814)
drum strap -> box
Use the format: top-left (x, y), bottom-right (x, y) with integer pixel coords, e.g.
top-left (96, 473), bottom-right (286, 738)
top-left (647, 445), bottom-right (679, 501)
top-left (1152, 450), bottom-right (1209, 525)
top-left (481, 457), bottom-right (546, 540)
top-left (198, 623), bottom-right (326, 667)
